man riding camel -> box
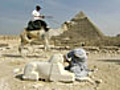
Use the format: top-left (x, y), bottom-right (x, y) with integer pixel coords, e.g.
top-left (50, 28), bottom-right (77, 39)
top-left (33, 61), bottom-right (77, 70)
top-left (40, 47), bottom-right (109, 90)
top-left (26, 5), bottom-right (49, 32)
top-left (19, 5), bottom-right (50, 54)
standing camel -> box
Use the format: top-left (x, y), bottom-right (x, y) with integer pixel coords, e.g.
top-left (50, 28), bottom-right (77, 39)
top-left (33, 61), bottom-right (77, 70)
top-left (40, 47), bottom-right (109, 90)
top-left (18, 23), bottom-right (68, 57)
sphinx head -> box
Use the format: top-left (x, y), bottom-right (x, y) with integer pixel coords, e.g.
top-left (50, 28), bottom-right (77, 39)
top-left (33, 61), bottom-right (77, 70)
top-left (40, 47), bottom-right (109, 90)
top-left (49, 53), bottom-right (64, 64)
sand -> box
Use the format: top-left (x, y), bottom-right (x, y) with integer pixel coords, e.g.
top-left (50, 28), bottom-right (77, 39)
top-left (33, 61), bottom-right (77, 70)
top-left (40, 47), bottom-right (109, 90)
top-left (0, 39), bottom-right (120, 90)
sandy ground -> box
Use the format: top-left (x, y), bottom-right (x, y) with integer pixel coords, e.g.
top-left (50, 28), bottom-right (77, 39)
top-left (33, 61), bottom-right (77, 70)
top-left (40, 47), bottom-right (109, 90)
top-left (0, 40), bottom-right (120, 90)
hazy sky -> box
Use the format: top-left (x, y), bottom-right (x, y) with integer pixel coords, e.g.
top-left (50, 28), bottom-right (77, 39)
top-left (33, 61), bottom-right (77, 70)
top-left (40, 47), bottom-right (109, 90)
top-left (0, 0), bottom-right (120, 36)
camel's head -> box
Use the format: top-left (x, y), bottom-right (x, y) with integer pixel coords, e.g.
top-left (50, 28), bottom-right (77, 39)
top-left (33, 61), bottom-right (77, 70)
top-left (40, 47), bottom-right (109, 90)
top-left (61, 22), bottom-right (68, 31)
top-left (61, 21), bottom-right (76, 31)
top-left (49, 53), bottom-right (64, 64)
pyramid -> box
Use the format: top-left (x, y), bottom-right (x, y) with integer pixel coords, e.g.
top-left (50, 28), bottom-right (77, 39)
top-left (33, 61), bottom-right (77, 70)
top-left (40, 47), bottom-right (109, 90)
top-left (72, 11), bottom-right (87, 20)
top-left (52, 11), bottom-right (105, 46)
top-left (67, 11), bottom-right (104, 39)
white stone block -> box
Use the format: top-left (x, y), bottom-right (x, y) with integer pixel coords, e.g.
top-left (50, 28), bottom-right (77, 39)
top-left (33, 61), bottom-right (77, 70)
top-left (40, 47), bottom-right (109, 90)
top-left (50, 63), bottom-right (75, 82)
top-left (22, 53), bottom-right (75, 82)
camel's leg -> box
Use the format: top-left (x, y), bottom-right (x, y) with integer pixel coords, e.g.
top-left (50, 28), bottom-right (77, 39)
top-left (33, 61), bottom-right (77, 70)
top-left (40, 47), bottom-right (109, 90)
top-left (18, 33), bottom-right (25, 57)
top-left (44, 36), bottom-right (50, 51)
top-left (19, 31), bottom-right (33, 57)
top-left (20, 31), bottom-right (32, 45)
top-left (43, 32), bottom-right (50, 51)
top-left (38, 30), bottom-right (50, 51)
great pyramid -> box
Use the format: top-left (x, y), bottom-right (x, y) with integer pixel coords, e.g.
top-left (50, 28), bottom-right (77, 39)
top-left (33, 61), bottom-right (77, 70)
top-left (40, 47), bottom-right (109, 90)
top-left (70, 11), bottom-right (104, 38)
top-left (52, 11), bottom-right (120, 47)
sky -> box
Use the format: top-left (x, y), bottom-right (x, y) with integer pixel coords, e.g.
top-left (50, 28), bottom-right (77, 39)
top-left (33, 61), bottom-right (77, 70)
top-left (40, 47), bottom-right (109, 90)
top-left (0, 0), bottom-right (120, 36)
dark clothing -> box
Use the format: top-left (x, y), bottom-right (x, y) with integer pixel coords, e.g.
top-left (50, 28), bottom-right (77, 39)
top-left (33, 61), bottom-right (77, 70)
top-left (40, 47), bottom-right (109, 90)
top-left (26, 20), bottom-right (49, 32)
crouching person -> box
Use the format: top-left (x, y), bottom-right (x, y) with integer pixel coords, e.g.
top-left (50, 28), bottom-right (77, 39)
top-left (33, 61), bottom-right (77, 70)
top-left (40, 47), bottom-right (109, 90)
top-left (64, 48), bottom-right (101, 84)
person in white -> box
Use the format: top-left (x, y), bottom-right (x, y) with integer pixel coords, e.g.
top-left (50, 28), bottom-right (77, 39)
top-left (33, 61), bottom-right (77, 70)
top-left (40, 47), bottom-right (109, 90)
top-left (32, 5), bottom-right (44, 21)
top-left (27, 5), bottom-right (49, 31)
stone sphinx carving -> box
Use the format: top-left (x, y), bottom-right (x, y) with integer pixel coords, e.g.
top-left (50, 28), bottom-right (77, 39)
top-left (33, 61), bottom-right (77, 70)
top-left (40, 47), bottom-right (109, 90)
top-left (22, 53), bottom-right (75, 82)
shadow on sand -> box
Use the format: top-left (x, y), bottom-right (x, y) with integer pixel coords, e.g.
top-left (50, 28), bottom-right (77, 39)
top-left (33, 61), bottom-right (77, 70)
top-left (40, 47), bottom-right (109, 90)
top-left (15, 74), bottom-right (47, 82)
top-left (97, 59), bottom-right (120, 65)
top-left (2, 54), bottom-right (21, 58)
top-left (15, 74), bottom-right (24, 80)
top-left (2, 53), bottom-right (46, 58)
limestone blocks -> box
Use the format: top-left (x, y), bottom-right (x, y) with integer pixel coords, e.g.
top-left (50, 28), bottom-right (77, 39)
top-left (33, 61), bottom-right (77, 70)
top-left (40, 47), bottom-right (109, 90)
top-left (22, 53), bottom-right (75, 82)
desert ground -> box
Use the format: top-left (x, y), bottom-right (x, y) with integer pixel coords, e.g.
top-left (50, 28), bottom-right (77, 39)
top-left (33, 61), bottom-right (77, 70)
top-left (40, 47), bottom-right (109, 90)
top-left (0, 38), bottom-right (120, 90)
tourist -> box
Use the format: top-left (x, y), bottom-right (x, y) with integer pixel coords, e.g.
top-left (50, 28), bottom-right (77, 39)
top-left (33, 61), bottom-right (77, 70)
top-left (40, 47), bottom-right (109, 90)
top-left (27, 5), bottom-right (49, 31)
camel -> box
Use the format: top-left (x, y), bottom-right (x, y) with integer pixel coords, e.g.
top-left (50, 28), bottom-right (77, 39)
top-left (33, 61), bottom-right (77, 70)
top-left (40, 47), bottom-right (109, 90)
top-left (18, 23), bottom-right (68, 57)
